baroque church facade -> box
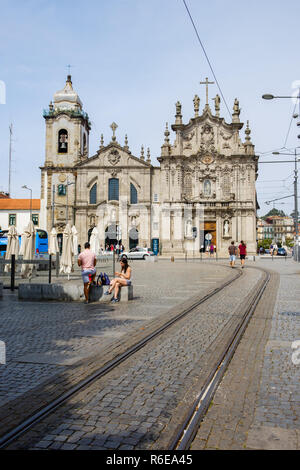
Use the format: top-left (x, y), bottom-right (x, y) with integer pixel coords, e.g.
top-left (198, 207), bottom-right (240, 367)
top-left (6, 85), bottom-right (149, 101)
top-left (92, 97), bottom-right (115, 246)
top-left (40, 76), bottom-right (258, 256)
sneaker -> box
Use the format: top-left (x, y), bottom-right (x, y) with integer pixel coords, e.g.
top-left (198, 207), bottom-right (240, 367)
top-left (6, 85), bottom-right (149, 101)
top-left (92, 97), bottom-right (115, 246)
top-left (84, 300), bottom-right (90, 304)
top-left (104, 290), bottom-right (111, 295)
top-left (111, 298), bottom-right (119, 303)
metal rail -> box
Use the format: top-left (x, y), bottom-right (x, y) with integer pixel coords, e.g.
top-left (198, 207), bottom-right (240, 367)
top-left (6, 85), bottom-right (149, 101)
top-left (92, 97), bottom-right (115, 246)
top-left (170, 267), bottom-right (271, 450)
top-left (0, 265), bottom-right (242, 449)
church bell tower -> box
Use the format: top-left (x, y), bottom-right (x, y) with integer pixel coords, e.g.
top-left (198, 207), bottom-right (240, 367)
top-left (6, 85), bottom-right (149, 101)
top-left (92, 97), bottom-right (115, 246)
top-left (40, 75), bottom-right (91, 235)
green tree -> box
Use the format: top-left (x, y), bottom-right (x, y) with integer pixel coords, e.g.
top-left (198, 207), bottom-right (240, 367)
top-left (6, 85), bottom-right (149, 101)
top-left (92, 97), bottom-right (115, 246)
top-left (262, 208), bottom-right (286, 220)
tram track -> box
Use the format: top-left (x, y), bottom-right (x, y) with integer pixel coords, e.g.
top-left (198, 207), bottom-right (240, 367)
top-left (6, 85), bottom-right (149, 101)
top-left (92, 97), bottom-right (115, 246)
top-left (0, 265), bottom-right (271, 450)
top-left (169, 266), bottom-right (271, 450)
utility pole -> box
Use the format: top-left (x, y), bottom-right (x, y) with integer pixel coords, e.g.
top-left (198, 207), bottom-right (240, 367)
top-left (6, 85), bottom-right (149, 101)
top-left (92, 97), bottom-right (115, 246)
top-left (52, 184), bottom-right (55, 227)
top-left (294, 149), bottom-right (299, 260)
top-left (8, 124), bottom-right (12, 196)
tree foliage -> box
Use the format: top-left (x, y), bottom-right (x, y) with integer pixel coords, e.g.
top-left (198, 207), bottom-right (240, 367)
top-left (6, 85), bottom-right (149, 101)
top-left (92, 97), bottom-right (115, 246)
top-left (262, 208), bottom-right (286, 219)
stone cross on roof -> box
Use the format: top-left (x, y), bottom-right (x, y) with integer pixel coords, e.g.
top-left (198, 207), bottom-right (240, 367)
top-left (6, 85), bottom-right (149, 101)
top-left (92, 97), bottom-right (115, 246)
top-left (200, 77), bottom-right (214, 106)
top-left (110, 122), bottom-right (118, 142)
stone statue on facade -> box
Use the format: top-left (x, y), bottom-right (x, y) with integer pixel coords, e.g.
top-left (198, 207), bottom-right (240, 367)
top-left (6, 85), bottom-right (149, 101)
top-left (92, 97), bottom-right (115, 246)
top-left (185, 219), bottom-right (193, 238)
top-left (193, 95), bottom-right (200, 117)
top-left (213, 94), bottom-right (220, 116)
top-left (223, 220), bottom-right (230, 236)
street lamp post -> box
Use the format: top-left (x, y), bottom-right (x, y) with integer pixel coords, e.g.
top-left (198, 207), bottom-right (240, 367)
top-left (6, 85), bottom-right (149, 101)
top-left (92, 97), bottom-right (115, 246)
top-left (22, 185), bottom-right (32, 222)
top-left (272, 149), bottom-right (300, 259)
top-left (262, 91), bottom-right (300, 260)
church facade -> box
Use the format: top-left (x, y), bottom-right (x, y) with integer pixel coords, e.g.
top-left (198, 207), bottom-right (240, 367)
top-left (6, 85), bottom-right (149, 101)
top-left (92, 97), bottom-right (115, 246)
top-left (40, 76), bottom-right (258, 256)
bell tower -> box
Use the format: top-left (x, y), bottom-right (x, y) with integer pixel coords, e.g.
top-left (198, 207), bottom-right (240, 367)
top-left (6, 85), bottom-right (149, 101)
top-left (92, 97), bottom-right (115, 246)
top-left (40, 75), bottom-right (91, 234)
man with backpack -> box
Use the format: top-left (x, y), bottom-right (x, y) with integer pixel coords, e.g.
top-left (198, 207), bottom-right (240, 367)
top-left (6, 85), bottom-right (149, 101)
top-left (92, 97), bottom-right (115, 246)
top-left (228, 241), bottom-right (237, 268)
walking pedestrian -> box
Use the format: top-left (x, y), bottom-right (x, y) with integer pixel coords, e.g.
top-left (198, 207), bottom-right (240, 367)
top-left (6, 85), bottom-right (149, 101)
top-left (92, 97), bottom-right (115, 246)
top-left (238, 240), bottom-right (247, 268)
top-left (209, 243), bottom-right (214, 257)
top-left (228, 241), bottom-right (237, 268)
top-left (78, 242), bottom-right (97, 304)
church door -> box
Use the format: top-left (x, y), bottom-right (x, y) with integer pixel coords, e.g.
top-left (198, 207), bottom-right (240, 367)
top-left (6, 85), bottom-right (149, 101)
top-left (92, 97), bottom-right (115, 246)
top-left (204, 222), bottom-right (216, 251)
top-left (129, 227), bottom-right (139, 250)
top-left (105, 224), bottom-right (119, 248)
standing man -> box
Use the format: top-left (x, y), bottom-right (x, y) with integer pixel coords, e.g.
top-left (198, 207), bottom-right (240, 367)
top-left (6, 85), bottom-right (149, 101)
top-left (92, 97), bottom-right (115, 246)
top-left (78, 242), bottom-right (97, 304)
top-left (228, 240), bottom-right (237, 268)
top-left (238, 240), bottom-right (247, 268)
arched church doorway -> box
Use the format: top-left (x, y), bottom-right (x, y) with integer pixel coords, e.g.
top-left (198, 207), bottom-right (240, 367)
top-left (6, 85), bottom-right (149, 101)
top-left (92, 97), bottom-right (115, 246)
top-left (105, 224), bottom-right (119, 248)
top-left (129, 227), bottom-right (139, 250)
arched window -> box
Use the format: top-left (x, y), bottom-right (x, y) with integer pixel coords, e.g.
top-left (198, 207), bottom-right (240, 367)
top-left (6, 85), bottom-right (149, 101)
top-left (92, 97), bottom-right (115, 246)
top-left (108, 178), bottom-right (119, 201)
top-left (130, 183), bottom-right (138, 204)
top-left (89, 183), bottom-right (97, 204)
top-left (58, 129), bottom-right (68, 153)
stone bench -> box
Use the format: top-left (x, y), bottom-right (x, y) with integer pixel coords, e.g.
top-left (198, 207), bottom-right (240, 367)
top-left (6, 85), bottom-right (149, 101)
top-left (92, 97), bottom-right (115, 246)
top-left (18, 282), bottom-right (133, 303)
top-left (89, 284), bottom-right (133, 302)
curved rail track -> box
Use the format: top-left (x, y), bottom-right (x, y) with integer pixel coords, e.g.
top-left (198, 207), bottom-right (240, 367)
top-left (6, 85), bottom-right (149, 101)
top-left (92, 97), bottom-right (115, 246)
top-left (0, 264), bottom-right (271, 450)
top-left (170, 266), bottom-right (271, 450)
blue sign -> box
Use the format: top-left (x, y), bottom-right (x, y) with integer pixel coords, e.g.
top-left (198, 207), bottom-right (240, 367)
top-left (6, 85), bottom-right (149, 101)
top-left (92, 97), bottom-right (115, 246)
top-left (152, 238), bottom-right (159, 255)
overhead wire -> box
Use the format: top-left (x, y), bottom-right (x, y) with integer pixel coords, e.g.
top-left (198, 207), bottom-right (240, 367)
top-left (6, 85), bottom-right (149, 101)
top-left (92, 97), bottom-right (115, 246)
top-left (182, 0), bottom-right (231, 119)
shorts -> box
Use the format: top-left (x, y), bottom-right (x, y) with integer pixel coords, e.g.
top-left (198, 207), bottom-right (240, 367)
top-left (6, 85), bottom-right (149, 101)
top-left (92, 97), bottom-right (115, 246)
top-left (240, 254), bottom-right (246, 260)
top-left (81, 268), bottom-right (96, 283)
top-left (230, 255), bottom-right (236, 261)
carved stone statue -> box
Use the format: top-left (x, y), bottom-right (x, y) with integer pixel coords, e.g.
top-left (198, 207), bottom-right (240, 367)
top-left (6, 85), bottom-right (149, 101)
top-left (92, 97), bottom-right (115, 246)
top-left (185, 219), bottom-right (193, 238)
top-left (193, 95), bottom-right (200, 117)
top-left (233, 98), bottom-right (240, 116)
top-left (213, 94), bottom-right (220, 116)
top-left (224, 220), bottom-right (230, 236)
top-left (176, 101), bottom-right (182, 116)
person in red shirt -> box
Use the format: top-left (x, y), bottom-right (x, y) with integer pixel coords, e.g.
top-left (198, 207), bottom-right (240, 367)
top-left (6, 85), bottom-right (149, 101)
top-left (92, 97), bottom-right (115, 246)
top-left (238, 240), bottom-right (247, 268)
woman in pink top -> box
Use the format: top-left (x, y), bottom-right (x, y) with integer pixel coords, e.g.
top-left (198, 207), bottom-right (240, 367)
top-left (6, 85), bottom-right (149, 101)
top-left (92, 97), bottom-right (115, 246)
top-left (78, 242), bottom-right (97, 303)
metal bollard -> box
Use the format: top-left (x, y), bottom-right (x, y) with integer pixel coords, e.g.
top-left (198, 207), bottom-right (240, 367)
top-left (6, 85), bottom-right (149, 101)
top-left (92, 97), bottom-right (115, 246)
top-left (56, 252), bottom-right (59, 277)
top-left (48, 254), bottom-right (52, 284)
top-left (11, 254), bottom-right (15, 291)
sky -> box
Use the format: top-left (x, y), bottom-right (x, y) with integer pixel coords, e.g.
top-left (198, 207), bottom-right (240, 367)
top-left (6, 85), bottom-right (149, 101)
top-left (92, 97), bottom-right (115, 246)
top-left (0, 0), bottom-right (300, 217)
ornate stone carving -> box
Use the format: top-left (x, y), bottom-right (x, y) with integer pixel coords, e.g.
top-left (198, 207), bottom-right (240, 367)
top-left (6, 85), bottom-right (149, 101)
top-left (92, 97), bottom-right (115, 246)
top-left (201, 154), bottom-right (214, 165)
top-left (108, 149), bottom-right (120, 165)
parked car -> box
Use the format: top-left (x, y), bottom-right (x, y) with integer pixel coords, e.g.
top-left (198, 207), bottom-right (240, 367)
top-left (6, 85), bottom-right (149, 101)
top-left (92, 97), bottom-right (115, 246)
top-left (122, 247), bottom-right (155, 260)
top-left (277, 247), bottom-right (287, 256)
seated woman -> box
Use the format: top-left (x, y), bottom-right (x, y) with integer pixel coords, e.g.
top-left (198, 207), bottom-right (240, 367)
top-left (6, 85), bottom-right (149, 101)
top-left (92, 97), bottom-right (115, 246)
top-left (104, 255), bottom-right (132, 303)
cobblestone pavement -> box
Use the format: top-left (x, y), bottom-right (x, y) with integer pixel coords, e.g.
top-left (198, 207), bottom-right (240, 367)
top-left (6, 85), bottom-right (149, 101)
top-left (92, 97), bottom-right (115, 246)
top-left (0, 260), bottom-right (229, 409)
top-left (6, 265), bottom-right (263, 449)
top-left (191, 257), bottom-right (300, 450)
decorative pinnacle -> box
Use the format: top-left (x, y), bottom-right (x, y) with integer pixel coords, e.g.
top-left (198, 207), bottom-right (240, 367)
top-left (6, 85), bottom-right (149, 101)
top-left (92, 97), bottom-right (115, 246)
top-left (245, 120), bottom-right (251, 142)
top-left (100, 134), bottom-right (104, 148)
top-left (164, 122), bottom-right (170, 144)
top-left (147, 147), bottom-right (151, 163)
top-left (124, 134), bottom-right (129, 148)
top-left (49, 101), bottom-right (54, 111)
top-left (140, 145), bottom-right (145, 160)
